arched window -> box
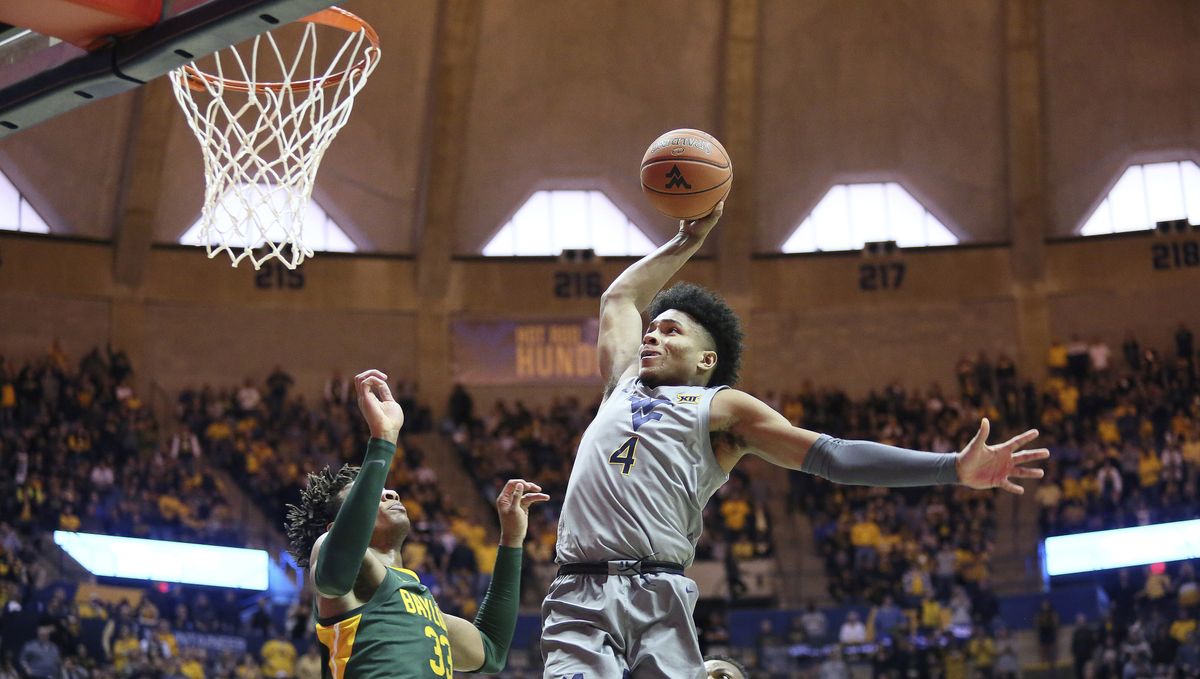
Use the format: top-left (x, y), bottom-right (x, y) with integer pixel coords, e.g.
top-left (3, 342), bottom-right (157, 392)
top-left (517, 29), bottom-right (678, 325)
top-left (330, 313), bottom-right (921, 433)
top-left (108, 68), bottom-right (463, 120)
top-left (781, 182), bottom-right (957, 253)
top-left (0, 171), bottom-right (50, 233)
top-left (483, 190), bottom-right (655, 256)
top-left (1079, 161), bottom-right (1200, 235)
top-left (179, 183), bottom-right (356, 252)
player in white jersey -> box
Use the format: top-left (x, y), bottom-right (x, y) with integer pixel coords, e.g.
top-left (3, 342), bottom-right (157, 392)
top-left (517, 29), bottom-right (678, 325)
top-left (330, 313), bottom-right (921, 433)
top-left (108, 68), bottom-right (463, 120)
top-left (540, 202), bottom-right (1049, 679)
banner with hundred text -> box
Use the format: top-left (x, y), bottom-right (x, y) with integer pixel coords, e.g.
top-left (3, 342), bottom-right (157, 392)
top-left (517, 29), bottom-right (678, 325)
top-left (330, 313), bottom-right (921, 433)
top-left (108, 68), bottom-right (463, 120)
top-left (451, 318), bottom-right (602, 385)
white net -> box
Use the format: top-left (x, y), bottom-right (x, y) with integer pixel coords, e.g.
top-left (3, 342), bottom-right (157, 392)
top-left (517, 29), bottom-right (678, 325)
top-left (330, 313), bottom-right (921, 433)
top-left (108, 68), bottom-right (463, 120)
top-left (168, 8), bottom-right (380, 269)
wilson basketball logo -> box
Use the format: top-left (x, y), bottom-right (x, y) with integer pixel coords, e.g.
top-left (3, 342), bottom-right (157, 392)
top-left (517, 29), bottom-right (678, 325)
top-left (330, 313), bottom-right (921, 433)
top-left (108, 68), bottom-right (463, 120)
top-left (664, 165), bottom-right (692, 190)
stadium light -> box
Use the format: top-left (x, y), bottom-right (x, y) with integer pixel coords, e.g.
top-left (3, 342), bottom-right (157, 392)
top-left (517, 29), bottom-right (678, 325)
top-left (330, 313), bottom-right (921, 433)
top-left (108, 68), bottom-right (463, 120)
top-left (1042, 519), bottom-right (1200, 577)
top-left (54, 531), bottom-right (269, 590)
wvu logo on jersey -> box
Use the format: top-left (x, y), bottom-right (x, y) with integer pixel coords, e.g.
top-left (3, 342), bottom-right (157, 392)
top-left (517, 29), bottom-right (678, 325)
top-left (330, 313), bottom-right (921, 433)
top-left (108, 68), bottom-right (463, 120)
top-left (630, 396), bottom-right (670, 431)
top-left (675, 393), bottom-right (701, 404)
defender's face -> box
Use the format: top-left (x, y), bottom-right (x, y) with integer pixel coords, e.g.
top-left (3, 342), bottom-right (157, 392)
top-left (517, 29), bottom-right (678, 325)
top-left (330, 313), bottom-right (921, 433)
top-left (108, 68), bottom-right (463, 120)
top-left (705, 659), bottom-right (746, 679)
top-left (377, 488), bottom-right (409, 529)
top-left (638, 309), bottom-right (716, 388)
top-left (334, 484), bottom-right (411, 540)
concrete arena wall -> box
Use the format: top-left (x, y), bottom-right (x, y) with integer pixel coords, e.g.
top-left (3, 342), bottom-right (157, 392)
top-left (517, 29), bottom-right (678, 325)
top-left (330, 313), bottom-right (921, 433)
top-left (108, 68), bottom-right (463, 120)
top-left (0, 238), bottom-right (420, 398)
top-left (2, 231), bottom-right (1198, 404)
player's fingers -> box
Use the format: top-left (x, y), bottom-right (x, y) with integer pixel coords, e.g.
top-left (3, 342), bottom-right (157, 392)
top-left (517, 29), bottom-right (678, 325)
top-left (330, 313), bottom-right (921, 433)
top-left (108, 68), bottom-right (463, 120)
top-left (999, 428), bottom-right (1039, 452)
top-left (355, 369), bottom-right (388, 384)
top-left (520, 493), bottom-right (551, 508)
top-left (966, 418), bottom-right (990, 450)
top-left (357, 376), bottom-right (378, 401)
top-left (1010, 466), bottom-right (1044, 479)
top-left (360, 376), bottom-right (387, 399)
top-left (1012, 449), bottom-right (1050, 465)
top-left (505, 482), bottom-right (525, 511)
top-left (373, 380), bottom-right (395, 403)
top-left (699, 201), bottom-right (724, 227)
top-left (1000, 479), bottom-right (1025, 495)
top-left (512, 481), bottom-right (542, 493)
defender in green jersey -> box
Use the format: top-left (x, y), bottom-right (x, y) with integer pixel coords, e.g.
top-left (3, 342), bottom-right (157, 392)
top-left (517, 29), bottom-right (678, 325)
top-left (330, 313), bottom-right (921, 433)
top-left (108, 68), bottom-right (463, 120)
top-left (285, 369), bottom-right (549, 679)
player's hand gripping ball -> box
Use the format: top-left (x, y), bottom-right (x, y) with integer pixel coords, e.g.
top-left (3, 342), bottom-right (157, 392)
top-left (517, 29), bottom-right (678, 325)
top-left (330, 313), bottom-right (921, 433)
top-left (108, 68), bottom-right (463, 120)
top-left (640, 128), bottom-right (732, 220)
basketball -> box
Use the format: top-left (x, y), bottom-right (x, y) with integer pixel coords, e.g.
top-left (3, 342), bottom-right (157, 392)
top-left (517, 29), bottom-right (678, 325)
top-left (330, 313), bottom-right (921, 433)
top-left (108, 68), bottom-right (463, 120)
top-left (640, 128), bottom-right (732, 220)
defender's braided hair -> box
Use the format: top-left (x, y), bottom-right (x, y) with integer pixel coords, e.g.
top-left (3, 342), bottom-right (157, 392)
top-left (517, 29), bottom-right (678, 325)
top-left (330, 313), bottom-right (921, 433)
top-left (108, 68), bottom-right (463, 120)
top-left (284, 464), bottom-right (359, 568)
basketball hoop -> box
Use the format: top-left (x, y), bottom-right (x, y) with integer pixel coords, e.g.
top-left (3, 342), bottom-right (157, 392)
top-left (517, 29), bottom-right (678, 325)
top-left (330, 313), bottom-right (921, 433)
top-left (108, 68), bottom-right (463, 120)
top-left (168, 7), bottom-right (380, 269)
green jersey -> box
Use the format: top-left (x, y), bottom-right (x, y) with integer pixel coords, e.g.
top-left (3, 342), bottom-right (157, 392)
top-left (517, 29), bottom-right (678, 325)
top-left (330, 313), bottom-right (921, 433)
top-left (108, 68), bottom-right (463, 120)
top-left (315, 567), bottom-right (454, 679)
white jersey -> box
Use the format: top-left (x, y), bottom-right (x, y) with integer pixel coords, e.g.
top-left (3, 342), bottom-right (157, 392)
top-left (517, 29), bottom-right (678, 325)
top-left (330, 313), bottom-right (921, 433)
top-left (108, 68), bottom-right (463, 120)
top-left (556, 376), bottom-right (729, 567)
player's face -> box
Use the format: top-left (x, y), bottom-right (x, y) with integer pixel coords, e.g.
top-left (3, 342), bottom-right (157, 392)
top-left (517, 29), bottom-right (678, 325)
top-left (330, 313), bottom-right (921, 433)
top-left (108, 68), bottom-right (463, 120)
top-left (639, 309), bottom-right (717, 387)
top-left (335, 483), bottom-right (410, 543)
top-left (376, 488), bottom-right (410, 532)
top-left (704, 659), bottom-right (746, 679)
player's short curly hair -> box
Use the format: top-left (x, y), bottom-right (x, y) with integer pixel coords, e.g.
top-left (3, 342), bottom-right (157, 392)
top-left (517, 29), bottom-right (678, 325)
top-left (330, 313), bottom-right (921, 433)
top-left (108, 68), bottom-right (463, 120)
top-left (646, 282), bottom-right (744, 387)
top-left (284, 465), bottom-right (358, 568)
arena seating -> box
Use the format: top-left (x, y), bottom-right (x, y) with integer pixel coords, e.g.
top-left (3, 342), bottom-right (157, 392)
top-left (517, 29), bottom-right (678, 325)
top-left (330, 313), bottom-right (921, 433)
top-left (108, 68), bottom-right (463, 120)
top-left (3, 333), bottom-right (1198, 678)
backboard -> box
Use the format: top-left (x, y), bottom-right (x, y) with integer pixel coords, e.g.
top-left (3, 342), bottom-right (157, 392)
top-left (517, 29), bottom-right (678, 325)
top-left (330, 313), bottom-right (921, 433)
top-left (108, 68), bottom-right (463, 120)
top-left (0, 0), bottom-right (338, 139)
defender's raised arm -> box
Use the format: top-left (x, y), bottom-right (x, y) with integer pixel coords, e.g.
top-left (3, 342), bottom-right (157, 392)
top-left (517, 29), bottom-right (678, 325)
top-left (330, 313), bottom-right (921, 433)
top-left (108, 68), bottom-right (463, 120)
top-left (311, 370), bottom-right (403, 597)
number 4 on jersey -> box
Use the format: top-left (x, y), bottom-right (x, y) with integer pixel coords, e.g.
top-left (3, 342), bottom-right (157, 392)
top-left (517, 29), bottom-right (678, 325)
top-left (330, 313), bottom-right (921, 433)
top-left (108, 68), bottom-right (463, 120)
top-left (609, 436), bottom-right (638, 475)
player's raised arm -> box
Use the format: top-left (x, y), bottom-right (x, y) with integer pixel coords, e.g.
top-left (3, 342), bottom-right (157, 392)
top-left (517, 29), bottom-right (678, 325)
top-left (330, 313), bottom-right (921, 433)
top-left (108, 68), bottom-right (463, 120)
top-left (598, 202), bottom-right (724, 396)
top-left (444, 479), bottom-right (549, 673)
top-left (310, 369), bottom-right (404, 598)
top-left (711, 389), bottom-right (1049, 493)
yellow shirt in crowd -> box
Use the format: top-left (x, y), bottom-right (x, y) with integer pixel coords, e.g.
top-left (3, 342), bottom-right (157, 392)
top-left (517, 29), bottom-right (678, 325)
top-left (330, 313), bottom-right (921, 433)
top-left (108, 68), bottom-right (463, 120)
top-left (850, 521), bottom-right (882, 548)
top-left (260, 639), bottom-right (297, 679)
top-left (181, 656), bottom-right (206, 679)
top-left (1138, 452), bottom-right (1162, 487)
top-left (721, 498), bottom-right (751, 532)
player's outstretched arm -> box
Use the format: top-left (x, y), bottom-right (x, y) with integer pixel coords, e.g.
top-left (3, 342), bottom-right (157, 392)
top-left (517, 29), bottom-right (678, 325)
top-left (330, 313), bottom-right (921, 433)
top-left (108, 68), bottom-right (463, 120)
top-left (445, 479), bottom-right (549, 673)
top-left (597, 203), bottom-right (724, 394)
top-left (311, 370), bottom-right (404, 598)
top-left (711, 390), bottom-right (1048, 492)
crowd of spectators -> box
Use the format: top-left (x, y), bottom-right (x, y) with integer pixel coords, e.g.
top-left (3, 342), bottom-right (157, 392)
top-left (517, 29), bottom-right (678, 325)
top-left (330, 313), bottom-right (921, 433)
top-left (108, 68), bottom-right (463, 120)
top-left (1, 573), bottom-right (334, 679)
top-left (775, 376), bottom-right (1002, 616)
top-left (1032, 328), bottom-right (1200, 538)
top-left (699, 601), bottom-right (1024, 678)
top-left (443, 389), bottom-right (579, 586)
top-left (0, 340), bottom-right (252, 671)
top-left (784, 329), bottom-right (1199, 604)
top-left (4, 325), bottom-right (1199, 678)
top-left (0, 342), bottom-right (491, 676)
top-left (1067, 562), bottom-right (1200, 679)
top-left (694, 559), bottom-right (1200, 677)
top-left (0, 341), bottom-right (240, 550)
top-left (0, 341), bottom-right (308, 677)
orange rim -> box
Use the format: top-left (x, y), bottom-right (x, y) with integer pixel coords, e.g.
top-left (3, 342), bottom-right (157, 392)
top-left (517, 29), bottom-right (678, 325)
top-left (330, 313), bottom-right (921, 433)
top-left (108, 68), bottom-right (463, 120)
top-left (181, 7), bottom-right (380, 93)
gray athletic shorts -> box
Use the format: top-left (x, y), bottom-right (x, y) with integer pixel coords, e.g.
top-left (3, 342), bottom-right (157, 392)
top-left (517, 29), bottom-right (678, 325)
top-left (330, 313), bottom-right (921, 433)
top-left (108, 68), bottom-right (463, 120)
top-left (540, 568), bottom-right (704, 679)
